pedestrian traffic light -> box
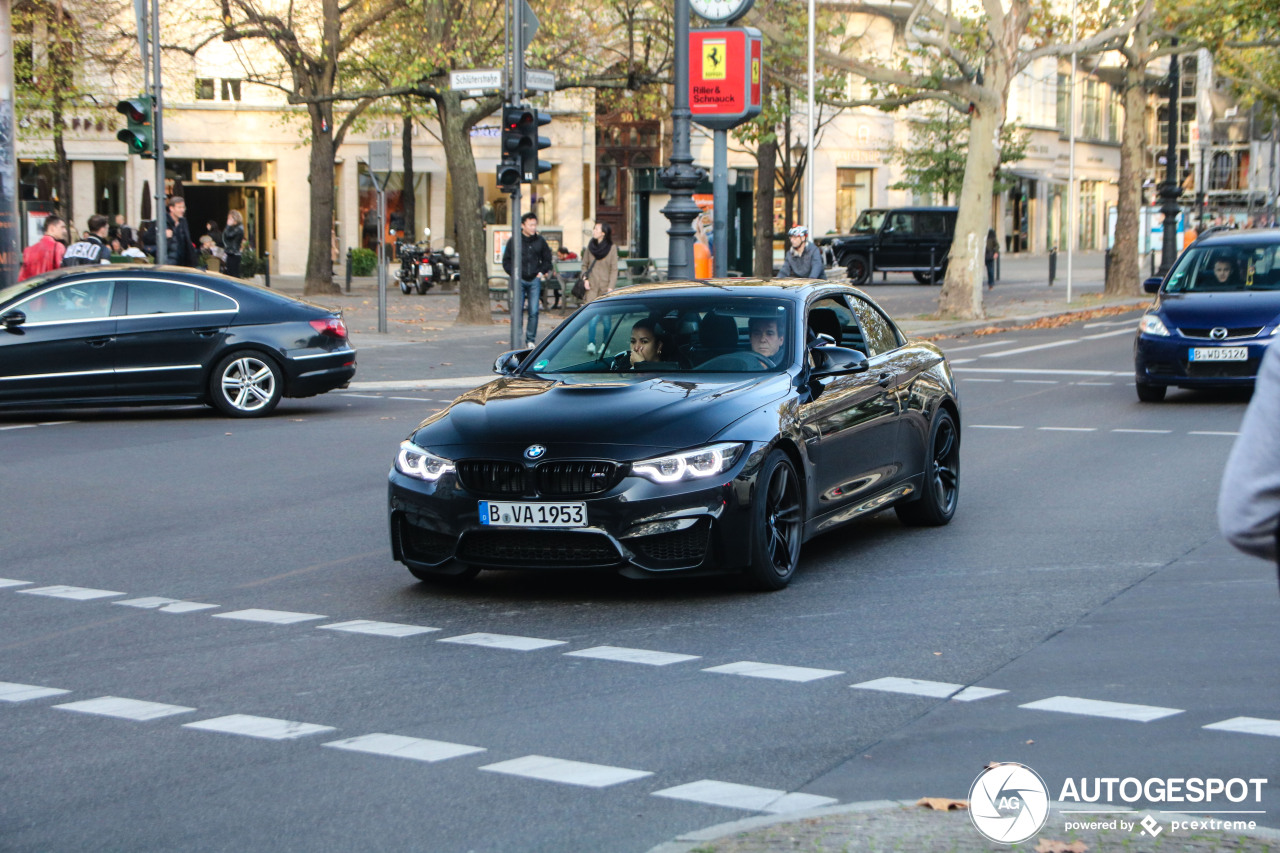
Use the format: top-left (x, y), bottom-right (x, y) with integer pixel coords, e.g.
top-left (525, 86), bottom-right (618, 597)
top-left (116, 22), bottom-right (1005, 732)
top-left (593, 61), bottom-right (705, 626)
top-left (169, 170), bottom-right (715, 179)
top-left (116, 96), bottom-right (153, 158)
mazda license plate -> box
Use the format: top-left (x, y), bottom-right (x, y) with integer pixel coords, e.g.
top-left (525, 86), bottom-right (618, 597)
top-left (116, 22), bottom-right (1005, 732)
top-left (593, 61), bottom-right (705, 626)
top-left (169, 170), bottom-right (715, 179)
top-left (1189, 347), bottom-right (1247, 362)
top-left (479, 501), bottom-right (587, 528)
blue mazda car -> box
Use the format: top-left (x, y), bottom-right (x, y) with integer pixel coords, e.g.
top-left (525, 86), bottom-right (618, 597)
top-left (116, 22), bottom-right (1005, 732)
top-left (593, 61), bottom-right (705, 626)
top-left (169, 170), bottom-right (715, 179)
top-left (1134, 230), bottom-right (1280, 401)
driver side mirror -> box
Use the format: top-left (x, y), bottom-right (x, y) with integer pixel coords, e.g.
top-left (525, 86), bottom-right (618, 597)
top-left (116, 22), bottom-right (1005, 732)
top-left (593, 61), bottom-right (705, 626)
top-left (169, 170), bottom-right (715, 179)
top-left (809, 345), bottom-right (868, 379)
top-left (493, 348), bottom-right (532, 375)
top-left (1142, 276), bottom-right (1162, 294)
top-left (2, 310), bottom-right (26, 330)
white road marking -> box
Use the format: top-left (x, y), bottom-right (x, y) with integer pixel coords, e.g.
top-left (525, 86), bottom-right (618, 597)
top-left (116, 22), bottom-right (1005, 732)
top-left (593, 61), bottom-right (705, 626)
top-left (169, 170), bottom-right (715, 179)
top-left (388, 396), bottom-right (434, 402)
top-left (652, 780), bottom-right (838, 813)
top-left (0, 578), bottom-right (32, 588)
top-left (0, 424), bottom-right (36, 431)
top-left (1082, 328), bottom-right (1137, 340)
top-left (1038, 427), bottom-right (1097, 432)
top-left (341, 393), bottom-right (386, 399)
top-left (183, 714), bottom-right (336, 740)
top-left (1203, 717), bottom-right (1280, 738)
top-left (18, 585), bottom-right (124, 601)
top-left (702, 661), bottom-right (844, 682)
top-left (439, 632), bottom-right (567, 651)
top-left (1189, 431), bottom-right (1240, 437)
top-left (954, 367), bottom-right (1124, 376)
top-left (1074, 382), bottom-right (1113, 386)
top-left (960, 378), bottom-right (1004, 382)
top-left (851, 677), bottom-right (1007, 702)
top-left (565, 646), bottom-right (701, 666)
top-left (1014, 379), bottom-right (1059, 384)
top-left (323, 733), bottom-right (485, 761)
top-left (0, 681), bottom-right (70, 702)
top-left (980, 339), bottom-right (1080, 358)
top-left (942, 339), bottom-right (1020, 353)
top-left (114, 597), bottom-right (219, 613)
top-left (480, 755), bottom-right (652, 788)
top-left (1083, 319), bottom-right (1137, 329)
top-left (1019, 696), bottom-right (1183, 722)
top-left (212, 609), bottom-right (327, 625)
top-left (55, 696), bottom-right (195, 721)
top-left (1112, 428), bottom-right (1172, 434)
top-left (971, 424), bottom-right (1023, 430)
top-left (318, 620), bottom-right (440, 638)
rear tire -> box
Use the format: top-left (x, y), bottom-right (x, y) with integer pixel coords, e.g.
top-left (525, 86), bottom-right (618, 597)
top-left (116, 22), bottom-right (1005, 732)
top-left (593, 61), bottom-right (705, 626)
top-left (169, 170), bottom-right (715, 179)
top-left (743, 450), bottom-right (804, 590)
top-left (896, 409), bottom-right (959, 526)
top-left (209, 351), bottom-right (283, 418)
top-left (1136, 382), bottom-right (1167, 402)
top-left (414, 279), bottom-right (429, 295)
top-left (913, 264), bottom-right (946, 285)
top-left (845, 255), bottom-right (870, 285)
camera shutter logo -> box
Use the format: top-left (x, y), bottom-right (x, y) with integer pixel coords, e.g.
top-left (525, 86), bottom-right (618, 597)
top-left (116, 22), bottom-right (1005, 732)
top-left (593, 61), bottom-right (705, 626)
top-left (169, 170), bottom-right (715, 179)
top-left (968, 762), bottom-right (1050, 844)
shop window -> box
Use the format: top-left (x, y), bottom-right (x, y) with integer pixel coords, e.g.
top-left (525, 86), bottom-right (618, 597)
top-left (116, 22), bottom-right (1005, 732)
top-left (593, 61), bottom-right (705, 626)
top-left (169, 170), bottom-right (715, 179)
top-left (836, 168), bottom-right (873, 233)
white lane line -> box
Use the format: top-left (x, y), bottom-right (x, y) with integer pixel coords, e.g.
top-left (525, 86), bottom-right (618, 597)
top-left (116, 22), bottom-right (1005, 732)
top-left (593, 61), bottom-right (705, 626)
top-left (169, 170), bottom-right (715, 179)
top-left (323, 733), bottom-right (486, 762)
top-left (1189, 431), bottom-right (1240, 437)
top-left (960, 378), bottom-right (1004, 383)
top-left (1014, 379), bottom-right (1059, 384)
top-left (652, 780), bottom-right (838, 814)
top-left (1074, 382), bottom-right (1114, 386)
top-left (851, 677), bottom-right (1007, 702)
top-left (1019, 696), bottom-right (1183, 722)
top-left (480, 755), bottom-right (652, 788)
top-left (341, 393), bottom-right (386, 399)
top-left (18, 585), bottom-right (125, 601)
top-left (318, 620), bottom-right (440, 638)
top-left (971, 425), bottom-right (1023, 430)
top-left (1038, 427), bottom-right (1097, 432)
top-left (1083, 320), bottom-right (1136, 329)
top-left (0, 578), bottom-right (32, 588)
top-left (942, 339), bottom-right (1021, 354)
top-left (438, 632), bottom-right (567, 651)
top-left (212, 609), bottom-right (327, 625)
top-left (388, 396), bottom-right (434, 402)
top-left (954, 368), bottom-right (1124, 376)
top-left (0, 424), bottom-right (36, 431)
top-left (702, 661), bottom-right (844, 683)
top-left (947, 358), bottom-right (976, 364)
top-left (981, 339), bottom-right (1080, 358)
top-left (1203, 717), bottom-right (1280, 738)
top-left (0, 681), bottom-right (70, 702)
top-left (1112, 428), bottom-right (1172, 434)
top-left (1082, 328), bottom-right (1137, 341)
top-left (565, 646), bottom-right (701, 666)
top-left (55, 696), bottom-right (195, 721)
top-left (37, 421), bottom-right (74, 426)
top-left (114, 597), bottom-right (220, 613)
top-left (183, 714), bottom-right (336, 740)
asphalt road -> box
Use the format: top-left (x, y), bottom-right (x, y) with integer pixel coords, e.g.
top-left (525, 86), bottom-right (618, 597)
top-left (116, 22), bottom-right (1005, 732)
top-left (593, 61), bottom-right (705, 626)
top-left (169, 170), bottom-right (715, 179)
top-left (1, 311), bottom-right (1275, 853)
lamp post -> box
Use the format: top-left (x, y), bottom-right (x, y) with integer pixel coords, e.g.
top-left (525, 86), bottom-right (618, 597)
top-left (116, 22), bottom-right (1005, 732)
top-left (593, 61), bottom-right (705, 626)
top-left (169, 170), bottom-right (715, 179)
top-left (1158, 39), bottom-right (1180, 276)
top-left (659, 0), bottom-right (705, 280)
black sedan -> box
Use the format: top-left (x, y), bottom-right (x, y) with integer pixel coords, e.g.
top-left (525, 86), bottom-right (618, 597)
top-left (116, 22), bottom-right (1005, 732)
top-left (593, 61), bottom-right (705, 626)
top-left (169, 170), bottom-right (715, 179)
top-left (388, 280), bottom-right (960, 590)
top-left (0, 265), bottom-right (356, 417)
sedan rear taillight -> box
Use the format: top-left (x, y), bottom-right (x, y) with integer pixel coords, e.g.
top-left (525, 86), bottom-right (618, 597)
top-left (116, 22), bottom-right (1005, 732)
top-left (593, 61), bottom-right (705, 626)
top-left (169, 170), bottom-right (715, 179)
top-left (310, 318), bottom-right (348, 338)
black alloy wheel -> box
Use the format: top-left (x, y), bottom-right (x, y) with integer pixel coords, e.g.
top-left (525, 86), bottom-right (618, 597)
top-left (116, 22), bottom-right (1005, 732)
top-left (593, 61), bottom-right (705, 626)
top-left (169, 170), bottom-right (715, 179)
top-left (1135, 382), bottom-right (1167, 402)
top-left (845, 255), bottom-right (870, 285)
top-left (744, 450), bottom-right (804, 590)
top-left (912, 264), bottom-right (947, 285)
top-left (209, 351), bottom-right (284, 417)
top-left (896, 409), bottom-right (960, 526)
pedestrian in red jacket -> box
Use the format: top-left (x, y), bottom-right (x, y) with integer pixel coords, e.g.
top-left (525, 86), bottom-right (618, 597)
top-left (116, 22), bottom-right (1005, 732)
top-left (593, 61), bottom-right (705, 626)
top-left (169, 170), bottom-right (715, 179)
top-left (19, 215), bottom-right (68, 280)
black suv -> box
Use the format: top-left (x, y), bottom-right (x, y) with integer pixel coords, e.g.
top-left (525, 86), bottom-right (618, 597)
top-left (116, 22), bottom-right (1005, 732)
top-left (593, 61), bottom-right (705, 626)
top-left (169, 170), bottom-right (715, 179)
top-left (823, 206), bottom-right (956, 284)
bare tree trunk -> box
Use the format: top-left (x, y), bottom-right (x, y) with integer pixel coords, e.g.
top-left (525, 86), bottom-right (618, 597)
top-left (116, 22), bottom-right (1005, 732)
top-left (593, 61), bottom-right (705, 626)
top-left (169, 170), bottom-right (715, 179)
top-left (1109, 30), bottom-right (1148, 296)
top-left (402, 112), bottom-right (416, 240)
top-left (754, 136), bottom-right (777, 277)
top-left (51, 100), bottom-right (70, 222)
top-left (303, 103), bottom-right (339, 295)
top-left (437, 90), bottom-right (489, 325)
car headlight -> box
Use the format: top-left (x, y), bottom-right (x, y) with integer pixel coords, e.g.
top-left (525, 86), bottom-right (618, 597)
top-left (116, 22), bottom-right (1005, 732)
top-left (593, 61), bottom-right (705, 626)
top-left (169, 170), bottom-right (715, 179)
top-left (1139, 314), bottom-right (1170, 337)
top-left (395, 441), bottom-right (455, 481)
top-left (632, 442), bottom-right (744, 484)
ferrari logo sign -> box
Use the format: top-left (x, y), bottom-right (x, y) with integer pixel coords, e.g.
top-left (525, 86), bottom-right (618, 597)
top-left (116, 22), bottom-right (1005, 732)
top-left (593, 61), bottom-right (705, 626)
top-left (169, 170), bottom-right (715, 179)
top-left (702, 39), bottom-right (727, 80)
top-left (689, 27), bottom-right (763, 130)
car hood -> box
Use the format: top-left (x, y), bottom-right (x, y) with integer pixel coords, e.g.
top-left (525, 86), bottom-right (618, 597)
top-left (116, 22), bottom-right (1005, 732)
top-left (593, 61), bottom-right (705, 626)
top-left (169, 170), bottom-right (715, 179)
top-left (410, 373), bottom-right (791, 456)
top-left (1158, 291), bottom-right (1280, 329)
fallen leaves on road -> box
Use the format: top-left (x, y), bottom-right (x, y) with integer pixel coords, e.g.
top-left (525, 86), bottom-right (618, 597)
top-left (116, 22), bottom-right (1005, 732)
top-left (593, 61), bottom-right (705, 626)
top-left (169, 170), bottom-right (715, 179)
top-left (1035, 840), bottom-right (1089, 852)
top-left (971, 303), bottom-right (1147, 335)
top-left (916, 797), bottom-right (967, 811)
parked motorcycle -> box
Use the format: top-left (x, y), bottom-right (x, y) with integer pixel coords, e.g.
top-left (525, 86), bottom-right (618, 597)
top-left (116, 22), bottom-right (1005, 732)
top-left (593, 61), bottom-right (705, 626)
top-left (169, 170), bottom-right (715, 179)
top-left (395, 228), bottom-right (458, 294)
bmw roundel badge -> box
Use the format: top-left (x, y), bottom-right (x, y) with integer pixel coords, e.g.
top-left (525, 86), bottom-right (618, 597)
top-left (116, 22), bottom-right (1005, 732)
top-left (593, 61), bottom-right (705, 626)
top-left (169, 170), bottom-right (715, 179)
top-left (524, 444), bottom-right (547, 460)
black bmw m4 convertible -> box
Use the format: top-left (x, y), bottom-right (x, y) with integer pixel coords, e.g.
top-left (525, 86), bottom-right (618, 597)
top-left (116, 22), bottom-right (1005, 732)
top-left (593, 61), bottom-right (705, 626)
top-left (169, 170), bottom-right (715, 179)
top-left (389, 279), bottom-right (960, 589)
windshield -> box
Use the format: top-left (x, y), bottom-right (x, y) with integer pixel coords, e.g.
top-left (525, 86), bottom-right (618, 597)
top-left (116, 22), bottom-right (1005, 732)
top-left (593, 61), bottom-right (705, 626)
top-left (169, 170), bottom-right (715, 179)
top-left (1164, 241), bottom-right (1280, 293)
top-left (0, 278), bottom-right (50, 306)
top-left (524, 296), bottom-right (794, 375)
top-left (851, 210), bottom-right (886, 234)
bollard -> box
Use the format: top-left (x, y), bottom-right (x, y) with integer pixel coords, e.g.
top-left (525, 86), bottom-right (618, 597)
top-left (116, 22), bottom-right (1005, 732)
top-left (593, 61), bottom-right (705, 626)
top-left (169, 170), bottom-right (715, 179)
top-left (263, 251), bottom-right (271, 289)
top-left (868, 249), bottom-right (875, 282)
top-left (930, 247), bottom-right (936, 285)
top-left (1048, 247), bottom-right (1057, 286)
top-left (996, 253), bottom-right (1001, 281)
top-left (345, 248), bottom-right (353, 293)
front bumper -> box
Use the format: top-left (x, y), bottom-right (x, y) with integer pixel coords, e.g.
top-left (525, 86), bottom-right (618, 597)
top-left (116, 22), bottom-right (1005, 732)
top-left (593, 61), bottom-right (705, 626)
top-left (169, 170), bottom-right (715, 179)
top-left (1134, 334), bottom-right (1270, 388)
top-left (388, 452), bottom-right (763, 578)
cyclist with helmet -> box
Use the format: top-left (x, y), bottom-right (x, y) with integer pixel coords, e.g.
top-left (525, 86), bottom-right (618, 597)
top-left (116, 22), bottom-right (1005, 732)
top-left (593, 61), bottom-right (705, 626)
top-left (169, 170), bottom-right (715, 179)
top-left (778, 225), bottom-right (826, 279)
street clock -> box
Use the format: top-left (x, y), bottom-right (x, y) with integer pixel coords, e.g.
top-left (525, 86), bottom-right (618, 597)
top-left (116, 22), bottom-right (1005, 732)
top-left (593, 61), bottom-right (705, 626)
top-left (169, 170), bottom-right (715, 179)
top-left (690, 0), bottom-right (754, 24)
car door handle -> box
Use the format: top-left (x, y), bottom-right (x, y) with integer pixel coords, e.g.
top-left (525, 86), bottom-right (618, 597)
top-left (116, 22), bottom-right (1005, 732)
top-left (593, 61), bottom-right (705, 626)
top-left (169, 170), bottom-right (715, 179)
top-left (86, 336), bottom-right (114, 348)
top-left (877, 372), bottom-right (896, 388)
top-left (192, 328), bottom-right (221, 338)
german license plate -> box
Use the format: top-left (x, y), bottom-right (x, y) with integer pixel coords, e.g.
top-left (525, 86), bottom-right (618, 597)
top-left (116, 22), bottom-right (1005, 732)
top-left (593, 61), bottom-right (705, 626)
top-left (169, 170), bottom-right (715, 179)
top-left (479, 501), bottom-right (587, 527)
top-left (1189, 347), bottom-right (1248, 362)
top-left (418, 262), bottom-right (432, 276)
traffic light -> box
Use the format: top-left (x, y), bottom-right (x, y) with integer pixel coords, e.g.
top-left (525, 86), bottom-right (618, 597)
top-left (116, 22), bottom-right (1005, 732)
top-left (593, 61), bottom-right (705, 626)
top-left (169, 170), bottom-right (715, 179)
top-left (500, 106), bottom-right (553, 185)
top-left (116, 96), bottom-right (153, 158)
top-left (518, 108), bottom-right (552, 182)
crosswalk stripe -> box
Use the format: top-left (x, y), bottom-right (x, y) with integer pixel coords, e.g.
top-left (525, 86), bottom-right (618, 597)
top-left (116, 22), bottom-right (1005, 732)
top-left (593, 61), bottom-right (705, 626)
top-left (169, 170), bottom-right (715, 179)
top-left (480, 755), bottom-right (652, 788)
top-left (0, 681), bottom-right (70, 702)
top-left (18, 585), bottom-right (125, 601)
top-left (212, 609), bottom-right (327, 625)
top-left (565, 646), bottom-right (701, 666)
top-left (55, 697), bottom-right (195, 721)
top-left (1019, 696), bottom-right (1183, 722)
top-left (652, 780), bottom-right (838, 813)
top-left (183, 714), bottom-right (336, 740)
top-left (323, 733), bottom-right (485, 761)
top-left (702, 661), bottom-right (844, 682)
top-left (318, 620), bottom-right (440, 638)
top-left (114, 597), bottom-right (220, 613)
top-left (852, 677), bottom-right (1006, 702)
top-left (0, 578), bottom-right (32, 588)
top-left (439, 633), bottom-right (567, 651)
top-left (1203, 717), bottom-right (1280, 738)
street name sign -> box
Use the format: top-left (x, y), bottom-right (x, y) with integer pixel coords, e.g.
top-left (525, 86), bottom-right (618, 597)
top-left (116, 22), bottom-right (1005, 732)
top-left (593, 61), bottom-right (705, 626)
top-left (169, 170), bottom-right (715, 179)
top-left (450, 69), bottom-right (505, 93)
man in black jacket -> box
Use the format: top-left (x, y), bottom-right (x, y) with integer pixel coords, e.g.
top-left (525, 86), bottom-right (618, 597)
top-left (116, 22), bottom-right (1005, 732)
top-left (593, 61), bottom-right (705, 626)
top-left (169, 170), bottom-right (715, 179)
top-left (164, 196), bottom-right (198, 268)
top-left (501, 212), bottom-right (554, 345)
top-left (63, 215), bottom-right (112, 266)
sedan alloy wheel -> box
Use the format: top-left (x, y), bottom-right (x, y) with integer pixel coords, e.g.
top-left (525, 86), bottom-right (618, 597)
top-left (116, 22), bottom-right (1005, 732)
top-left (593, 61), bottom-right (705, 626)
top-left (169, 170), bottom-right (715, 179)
top-left (211, 352), bottom-right (283, 417)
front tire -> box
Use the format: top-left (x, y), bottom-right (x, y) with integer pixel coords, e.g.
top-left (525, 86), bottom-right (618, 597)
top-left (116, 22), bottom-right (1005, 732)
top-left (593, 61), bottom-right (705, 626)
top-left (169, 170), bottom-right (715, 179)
top-left (913, 264), bottom-right (946, 285)
top-left (1136, 382), bottom-right (1167, 402)
top-left (845, 254), bottom-right (870, 285)
top-left (743, 450), bottom-right (804, 590)
top-left (896, 409), bottom-right (959, 526)
top-left (209, 351), bottom-right (283, 417)
top-left (398, 278), bottom-right (412, 295)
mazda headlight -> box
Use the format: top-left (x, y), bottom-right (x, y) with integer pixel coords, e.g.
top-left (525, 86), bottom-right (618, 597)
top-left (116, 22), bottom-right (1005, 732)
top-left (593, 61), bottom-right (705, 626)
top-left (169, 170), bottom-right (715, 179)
top-left (632, 442), bottom-right (744, 484)
top-left (396, 441), bottom-right (455, 481)
top-left (1139, 314), bottom-right (1170, 337)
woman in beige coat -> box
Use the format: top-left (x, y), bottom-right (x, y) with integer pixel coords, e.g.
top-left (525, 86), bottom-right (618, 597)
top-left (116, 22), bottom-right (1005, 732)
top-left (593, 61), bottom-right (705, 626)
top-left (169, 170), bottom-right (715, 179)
top-left (583, 221), bottom-right (619, 355)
